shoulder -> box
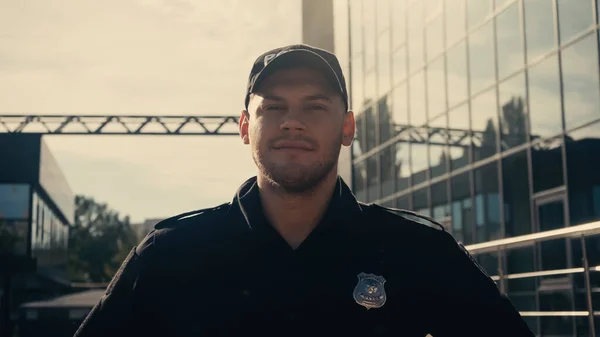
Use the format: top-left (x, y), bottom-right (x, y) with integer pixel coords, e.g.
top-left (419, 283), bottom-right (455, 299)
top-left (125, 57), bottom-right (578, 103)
top-left (363, 203), bottom-right (446, 232)
top-left (135, 202), bottom-right (232, 257)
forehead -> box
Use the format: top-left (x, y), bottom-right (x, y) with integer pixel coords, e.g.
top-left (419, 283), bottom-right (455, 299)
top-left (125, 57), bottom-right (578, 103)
top-left (253, 67), bottom-right (339, 97)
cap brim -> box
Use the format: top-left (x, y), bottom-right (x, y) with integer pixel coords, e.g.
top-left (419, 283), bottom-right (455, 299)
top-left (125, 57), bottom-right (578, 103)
top-left (250, 50), bottom-right (345, 97)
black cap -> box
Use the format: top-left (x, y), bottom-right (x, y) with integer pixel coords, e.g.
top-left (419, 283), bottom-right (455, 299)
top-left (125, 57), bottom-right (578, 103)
top-left (244, 44), bottom-right (348, 111)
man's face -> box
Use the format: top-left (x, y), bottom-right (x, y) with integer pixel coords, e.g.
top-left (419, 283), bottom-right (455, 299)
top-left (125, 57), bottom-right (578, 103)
top-left (239, 67), bottom-right (355, 193)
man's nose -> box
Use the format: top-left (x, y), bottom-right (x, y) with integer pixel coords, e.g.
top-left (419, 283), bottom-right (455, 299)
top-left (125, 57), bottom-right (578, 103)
top-left (280, 108), bottom-right (306, 132)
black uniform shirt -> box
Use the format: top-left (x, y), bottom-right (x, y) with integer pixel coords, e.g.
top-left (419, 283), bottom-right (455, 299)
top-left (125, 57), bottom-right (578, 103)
top-left (74, 176), bottom-right (534, 337)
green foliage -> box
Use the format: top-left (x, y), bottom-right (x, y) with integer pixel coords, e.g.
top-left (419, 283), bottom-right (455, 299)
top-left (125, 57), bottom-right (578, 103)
top-left (68, 195), bottom-right (137, 283)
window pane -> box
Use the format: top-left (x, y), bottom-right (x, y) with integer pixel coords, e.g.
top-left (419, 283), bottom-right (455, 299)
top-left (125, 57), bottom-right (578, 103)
top-left (447, 41), bottom-right (469, 107)
top-left (409, 71), bottom-right (427, 126)
top-left (503, 151), bottom-right (532, 237)
top-left (528, 54), bottom-right (563, 139)
top-left (392, 47), bottom-right (407, 85)
top-left (467, 0), bottom-right (491, 30)
top-left (411, 140), bottom-right (428, 185)
top-left (429, 113), bottom-right (448, 179)
top-left (561, 33), bottom-right (600, 131)
top-left (413, 187), bottom-right (429, 215)
top-left (353, 113), bottom-right (366, 157)
top-left (452, 172), bottom-right (474, 244)
top-left (431, 180), bottom-right (451, 230)
top-left (365, 105), bottom-right (377, 150)
top-left (353, 161), bottom-right (367, 201)
top-left (426, 15), bottom-right (444, 62)
top-left (474, 162), bottom-right (502, 242)
top-left (0, 219), bottom-right (28, 256)
top-left (496, 3), bottom-right (524, 79)
top-left (365, 71), bottom-right (377, 106)
top-left (448, 104), bottom-right (471, 170)
top-left (350, 0), bottom-right (363, 58)
top-left (524, 0), bottom-right (556, 63)
top-left (0, 184), bottom-right (30, 219)
top-left (469, 21), bottom-right (495, 95)
top-left (381, 145), bottom-right (395, 198)
top-left (392, 0), bottom-right (407, 49)
top-left (363, 0), bottom-right (376, 71)
top-left (351, 57), bottom-right (365, 111)
top-left (367, 154), bottom-right (380, 202)
top-left (427, 56), bottom-right (446, 118)
top-left (396, 194), bottom-right (410, 210)
top-left (446, 0), bottom-right (466, 47)
top-left (395, 140), bottom-right (411, 190)
top-left (392, 83), bottom-right (408, 133)
top-left (471, 89), bottom-right (499, 162)
top-left (408, 1), bottom-right (425, 72)
top-left (532, 136), bottom-right (565, 193)
top-left (506, 246), bottom-right (536, 292)
top-left (378, 95), bottom-right (394, 144)
top-left (377, 0), bottom-right (391, 33)
top-left (378, 30), bottom-right (392, 96)
top-left (557, 0), bottom-right (594, 44)
top-left (425, 0), bottom-right (443, 20)
top-left (499, 73), bottom-right (528, 150)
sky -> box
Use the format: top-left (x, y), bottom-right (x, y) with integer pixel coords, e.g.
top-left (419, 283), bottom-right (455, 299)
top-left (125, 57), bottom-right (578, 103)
top-left (0, 0), bottom-right (303, 223)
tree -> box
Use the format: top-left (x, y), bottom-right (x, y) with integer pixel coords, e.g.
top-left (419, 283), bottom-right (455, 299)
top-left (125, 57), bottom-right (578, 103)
top-left (68, 195), bottom-right (137, 283)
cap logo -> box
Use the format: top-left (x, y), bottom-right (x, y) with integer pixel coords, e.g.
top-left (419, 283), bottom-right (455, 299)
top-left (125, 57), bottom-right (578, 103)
top-left (263, 50), bottom-right (292, 66)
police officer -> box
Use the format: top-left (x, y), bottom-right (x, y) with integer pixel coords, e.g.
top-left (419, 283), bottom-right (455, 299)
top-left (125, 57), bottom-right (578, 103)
top-left (74, 44), bottom-right (534, 336)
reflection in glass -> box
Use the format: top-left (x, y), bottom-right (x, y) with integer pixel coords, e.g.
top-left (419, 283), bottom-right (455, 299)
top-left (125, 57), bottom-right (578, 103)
top-left (395, 140), bottom-right (411, 191)
top-left (557, 0), bottom-right (594, 44)
top-left (499, 73), bottom-right (528, 150)
top-left (378, 95), bottom-right (394, 145)
top-left (474, 162), bottom-right (501, 242)
top-left (446, 0), bottom-right (466, 47)
top-left (469, 21), bottom-right (495, 95)
top-left (429, 114), bottom-right (448, 179)
top-left (409, 71), bottom-right (427, 126)
top-left (524, 0), bottom-right (556, 63)
top-left (350, 0), bottom-right (363, 58)
top-left (506, 246), bottom-right (536, 293)
top-left (392, 0), bottom-right (407, 49)
top-left (537, 202), bottom-right (568, 271)
top-left (364, 71), bottom-right (377, 107)
top-left (496, 3), bottom-right (524, 79)
top-left (431, 180), bottom-right (451, 230)
top-left (447, 41), bottom-right (468, 107)
top-left (531, 136), bottom-right (564, 193)
top-left (561, 33), bottom-right (600, 131)
top-left (0, 184), bottom-right (30, 219)
top-left (471, 89), bottom-right (498, 162)
top-left (467, 0), bottom-right (490, 30)
top-left (350, 56), bottom-right (364, 111)
top-left (452, 172), bottom-right (474, 244)
top-left (377, 0), bottom-right (391, 33)
top-left (528, 54), bottom-right (562, 139)
top-left (396, 194), bottom-right (410, 210)
top-left (378, 30), bottom-right (392, 96)
top-left (366, 154), bottom-right (380, 202)
top-left (381, 145), bottom-right (395, 198)
top-left (392, 83), bottom-right (408, 135)
top-left (408, 0), bottom-right (424, 72)
top-left (503, 151), bottom-right (532, 237)
top-left (353, 112), bottom-right (365, 157)
top-left (448, 104), bottom-right (471, 170)
top-left (411, 140), bottom-right (428, 186)
top-left (363, 0), bottom-right (376, 71)
top-left (353, 161), bottom-right (367, 201)
top-left (413, 187), bottom-right (429, 216)
top-left (392, 47), bottom-right (407, 85)
top-left (365, 105), bottom-right (377, 151)
top-left (427, 57), bottom-right (446, 118)
top-left (426, 15), bottom-right (443, 62)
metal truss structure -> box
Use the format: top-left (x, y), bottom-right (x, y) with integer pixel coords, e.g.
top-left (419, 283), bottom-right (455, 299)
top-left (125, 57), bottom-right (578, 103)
top-left (0, 115), bottom-right (240, 136)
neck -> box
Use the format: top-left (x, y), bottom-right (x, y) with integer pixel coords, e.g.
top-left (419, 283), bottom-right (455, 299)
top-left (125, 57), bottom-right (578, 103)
top-left (257, 170), bottom-right (338, 249)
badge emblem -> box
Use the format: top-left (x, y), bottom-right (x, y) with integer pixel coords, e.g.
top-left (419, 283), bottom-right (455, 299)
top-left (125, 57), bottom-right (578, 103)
top-left (353, 272), bottom-right (387, 309)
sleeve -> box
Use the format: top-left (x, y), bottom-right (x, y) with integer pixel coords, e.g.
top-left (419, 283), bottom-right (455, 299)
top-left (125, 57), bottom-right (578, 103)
top-left (427, 231), bottom-right (535, 337)
top-left (73, 231), bottom-right (156, 337)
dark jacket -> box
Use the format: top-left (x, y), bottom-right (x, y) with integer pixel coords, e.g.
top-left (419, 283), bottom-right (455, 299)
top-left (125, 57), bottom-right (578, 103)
top-left (74, 176), bottom-right (533, 336)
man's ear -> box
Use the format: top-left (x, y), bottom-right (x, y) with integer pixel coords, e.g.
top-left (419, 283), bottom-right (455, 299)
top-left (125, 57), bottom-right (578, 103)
top-left (239, 110), bottom-right (250, 145)
top-left (342, 110), bottom-right (355, 147)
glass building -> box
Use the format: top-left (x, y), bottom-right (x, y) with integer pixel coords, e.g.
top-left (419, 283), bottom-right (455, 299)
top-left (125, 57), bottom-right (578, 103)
top-left (333, 0), bottom-right (600, 335)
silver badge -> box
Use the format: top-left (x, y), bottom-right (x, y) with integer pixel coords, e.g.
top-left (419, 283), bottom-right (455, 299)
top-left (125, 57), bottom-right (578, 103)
top-left (353, 272), bottom-right (387, 309)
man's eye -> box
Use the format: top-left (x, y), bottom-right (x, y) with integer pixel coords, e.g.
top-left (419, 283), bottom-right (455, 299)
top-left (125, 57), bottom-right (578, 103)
top-left (309, 105), bottom-right (327, 111)
top-left (264, 106), bottom-right (284, 111)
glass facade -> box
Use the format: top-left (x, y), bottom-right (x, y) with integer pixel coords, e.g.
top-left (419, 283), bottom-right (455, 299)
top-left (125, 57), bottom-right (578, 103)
top-left (30, 189), bottom-right (69, 268)
top-left (345, 0), bottom-right (600, 334)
